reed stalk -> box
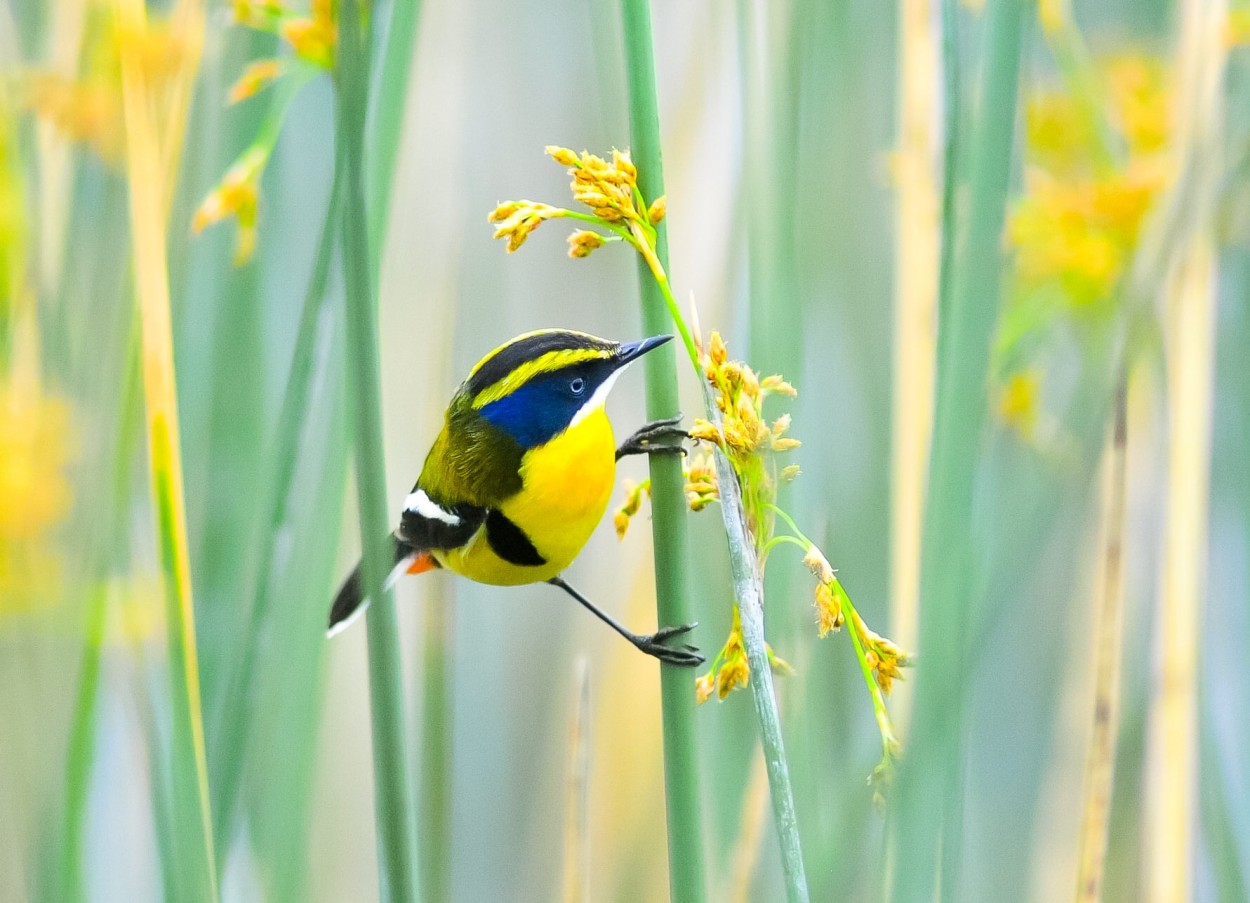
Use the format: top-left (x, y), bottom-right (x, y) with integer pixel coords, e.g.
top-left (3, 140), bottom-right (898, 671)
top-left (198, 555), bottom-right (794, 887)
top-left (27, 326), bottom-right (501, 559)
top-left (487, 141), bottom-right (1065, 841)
top-left (891, 0), bottom-right (941, 703)
top-left (335, 0), bottom-right (422, 898)
top-left (891, 1), bottom-right (1027, 900)
top-left (1074, 377), bottom-right (1128, 903)
top-left (1146, 2), bottom-right (1225, 898)
top-left (561, 658), bottom-right (592, 903)
top-left (114, 0), bottom-right (217, 897)
top-left (209, 170), bottom-right (341, 856)
top-left (620, 4), bottom-right (809, 898)
top-left (616, 5), bottom-right (710, 903)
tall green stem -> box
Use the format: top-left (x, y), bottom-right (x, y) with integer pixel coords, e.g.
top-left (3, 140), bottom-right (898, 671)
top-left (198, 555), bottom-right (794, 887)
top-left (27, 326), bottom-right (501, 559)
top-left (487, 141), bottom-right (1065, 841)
top-left (209, 170), bottom-right (342, 857)
top-left (336, 0), bottom-right (421, 900)
top-left (617, 3), bottom-right (709, 901)
top-left (621, 3), bottom-right (809, 900)
top-left (891, 2), bottom-right (1028, 901)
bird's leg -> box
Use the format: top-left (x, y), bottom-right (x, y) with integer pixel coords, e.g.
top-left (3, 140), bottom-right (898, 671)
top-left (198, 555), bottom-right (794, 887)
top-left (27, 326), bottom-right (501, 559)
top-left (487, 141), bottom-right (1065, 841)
top-left (548, 576), bottom-right (704, 667)
top-left (615, 414), bottom-right (689, 461)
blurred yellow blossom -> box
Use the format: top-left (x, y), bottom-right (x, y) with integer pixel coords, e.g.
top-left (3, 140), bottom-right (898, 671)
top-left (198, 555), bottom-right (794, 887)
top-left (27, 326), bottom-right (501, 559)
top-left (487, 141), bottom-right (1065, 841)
top-left (998, 370), bottom-right (1042, 441)
top-left (192, 145), bottom-right (267, 264)
top-left (0, 377), bottom-right (74, 610)
top-left (228, 59), bottom-right (283, 104)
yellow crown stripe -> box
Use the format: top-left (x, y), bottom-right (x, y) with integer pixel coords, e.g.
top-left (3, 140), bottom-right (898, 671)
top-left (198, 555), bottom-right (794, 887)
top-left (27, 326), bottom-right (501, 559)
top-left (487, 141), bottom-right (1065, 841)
top-left (472, 347), bottom-right (612, 408)
top-left (468, 328), bottom-right (603, 379)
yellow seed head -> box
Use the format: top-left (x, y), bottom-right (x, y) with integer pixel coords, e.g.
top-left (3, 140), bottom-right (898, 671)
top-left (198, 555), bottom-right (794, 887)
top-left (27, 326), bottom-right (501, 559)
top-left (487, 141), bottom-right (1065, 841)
top-left (647, 195), bottom-right (666, 225)
top-left (803, 546), bottom-right (836, 584)
top-left (761, 374), bottom-right (798, 397)
top-left (567, 229), bottom-right (606, 258)
top-left (771, 413), bottom-right (792, 437)
top-left (771, 437), bottom-right (801, 453)
top-left (709, 331), bottom-right (728, 367)
top-left (546, 145), bottom-right (581, 167)
top-left (228, 59), bottom-right (282, 104)
top-left (695, 673), bottom-right (715, 705)
top-left (780, 464), bottom-right (801, 482)
top-left (688, 419), bottom-right (721, 444)
top-left (282, 16), bottom-right (335, 69)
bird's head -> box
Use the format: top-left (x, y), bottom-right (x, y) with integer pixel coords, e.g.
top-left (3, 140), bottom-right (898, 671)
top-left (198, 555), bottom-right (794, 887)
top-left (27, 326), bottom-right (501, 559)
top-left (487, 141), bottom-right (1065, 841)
top-left (462, 329), bottom-right (672, 448)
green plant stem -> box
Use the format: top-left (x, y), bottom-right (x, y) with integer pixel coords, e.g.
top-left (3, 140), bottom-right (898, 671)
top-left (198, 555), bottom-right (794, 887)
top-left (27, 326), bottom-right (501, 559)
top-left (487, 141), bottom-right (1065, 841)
top-left (209, 169), bottom-right (342, 857)
top-left (617, 3), bottom-right (709, 902)
top-left (892, 1), bottom-right (1029, 900)
top-left (420, 598), bottom-right (453, 903)
top-left (57, 323), bottom-right (143, 903)
top-left (336, 0), bottom-right (421, 900)
top-left (367, 0), bottom-right (422, 277)
top-left (613, 22), bottom-right (811, 886)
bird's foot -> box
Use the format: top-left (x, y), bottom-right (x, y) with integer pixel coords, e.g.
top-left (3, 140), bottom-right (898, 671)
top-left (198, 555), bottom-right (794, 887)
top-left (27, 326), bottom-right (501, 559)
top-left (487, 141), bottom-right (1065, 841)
top-left (633, 621), bottom-right (704, 667)
top-left (616, 414), bottom-right (689, 461)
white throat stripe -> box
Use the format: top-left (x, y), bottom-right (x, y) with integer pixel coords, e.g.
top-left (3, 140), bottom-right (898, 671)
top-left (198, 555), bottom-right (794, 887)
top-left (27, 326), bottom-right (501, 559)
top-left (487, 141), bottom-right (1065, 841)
top-left (569, 367), bottom-right (625, 428)
top-left (403, 489), bottom-right (461, 525)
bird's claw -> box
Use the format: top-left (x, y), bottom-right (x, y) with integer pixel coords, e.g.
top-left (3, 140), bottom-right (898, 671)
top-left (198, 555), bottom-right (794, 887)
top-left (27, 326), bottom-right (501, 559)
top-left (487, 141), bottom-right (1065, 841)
top-left (616, 414), bottom-right (690, 461)
top-left (635, 621), bottom-right (704, 667)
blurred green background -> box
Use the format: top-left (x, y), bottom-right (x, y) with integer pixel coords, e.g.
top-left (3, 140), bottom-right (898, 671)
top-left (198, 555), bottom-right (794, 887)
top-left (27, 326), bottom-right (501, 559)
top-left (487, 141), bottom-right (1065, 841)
top-left (2, 0), bottom-right (1248, 900)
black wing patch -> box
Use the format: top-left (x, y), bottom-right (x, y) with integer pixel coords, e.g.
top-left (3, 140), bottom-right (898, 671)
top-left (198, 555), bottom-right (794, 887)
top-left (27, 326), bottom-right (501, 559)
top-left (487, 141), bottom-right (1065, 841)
top-left (398, 495), bottom-right (486, 551)
top-left (485, 509), bottom-right (546, 567)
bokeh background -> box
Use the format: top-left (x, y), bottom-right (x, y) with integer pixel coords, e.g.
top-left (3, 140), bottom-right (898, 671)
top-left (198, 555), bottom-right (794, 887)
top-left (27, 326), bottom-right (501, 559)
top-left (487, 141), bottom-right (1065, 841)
top-left (2, 0), bottom-right (1248, 900)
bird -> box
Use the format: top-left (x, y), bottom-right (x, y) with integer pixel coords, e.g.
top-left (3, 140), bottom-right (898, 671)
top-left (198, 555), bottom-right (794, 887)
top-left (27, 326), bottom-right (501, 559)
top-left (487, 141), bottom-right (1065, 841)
top-left (327, 328), bottom-right (703, 666)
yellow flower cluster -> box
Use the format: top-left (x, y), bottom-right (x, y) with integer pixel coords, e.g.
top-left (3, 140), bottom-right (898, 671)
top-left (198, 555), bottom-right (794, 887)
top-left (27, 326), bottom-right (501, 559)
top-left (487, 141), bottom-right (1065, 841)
top-left (23, 75), bottom-right (124, 164)
top-left (997, 369), bottom-right (1041, 442)
top-left (689, 331), bottom-right (798, 554)
top-left (228, 59), bottom-right (284, 104)
top-left (192, 146), bottom-right (266, 265)
top-left (1010, 54), bottom-right (1169, 308)
top-left (231, 0), bottom-right (336, 70)
top-left (694, 606), bottom-right (794, 704)
top-left (613, 478), bottom-right (649, 539)
top-left (0, 377), bottom-right (73, 609)
top-left (489, 145), bottom-right (666, 262)
top-left (851, 608), bottom-right (911, 696)
top-left (611, 450), bottom-right (721, 539)
top-left (487, 200), bottom-right (564, 253)
top-left (803, 546), bottom-right (845, 636)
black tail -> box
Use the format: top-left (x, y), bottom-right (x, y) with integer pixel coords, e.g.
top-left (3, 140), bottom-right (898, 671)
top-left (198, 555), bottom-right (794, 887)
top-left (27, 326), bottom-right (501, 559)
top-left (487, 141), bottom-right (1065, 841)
top-left (327, 536), bottom-right (421, 636)
top-left (327, 561), bottom-right (365, 635)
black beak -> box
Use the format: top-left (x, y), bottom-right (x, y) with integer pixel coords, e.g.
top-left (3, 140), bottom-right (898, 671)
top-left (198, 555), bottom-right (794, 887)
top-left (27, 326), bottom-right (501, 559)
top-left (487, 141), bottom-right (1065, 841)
top-left (618, 334), bottom-right (673, 364)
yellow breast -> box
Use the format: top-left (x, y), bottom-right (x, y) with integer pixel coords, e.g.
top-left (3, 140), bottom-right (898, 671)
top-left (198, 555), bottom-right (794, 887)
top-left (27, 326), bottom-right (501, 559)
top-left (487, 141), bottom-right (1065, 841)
top-left (434, 409), bottom-right (616, 585)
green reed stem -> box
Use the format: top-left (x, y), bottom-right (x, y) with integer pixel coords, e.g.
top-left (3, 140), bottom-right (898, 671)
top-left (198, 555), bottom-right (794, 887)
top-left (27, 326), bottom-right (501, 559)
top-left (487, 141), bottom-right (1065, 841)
top-left (209, 169), bottom-right (342, 858)
top-left (367, 0), bottom-right (422, 277)
top-left (420, 598), bottom-right (453, 903)
top-left (618, 3), bottom-right (709, 901)
top-left (891, 2), bottom-right (1028, 900)
top-left (337, 0), bottom-right (421, 899)
top-left (621, 3), bottom-right (809, 900)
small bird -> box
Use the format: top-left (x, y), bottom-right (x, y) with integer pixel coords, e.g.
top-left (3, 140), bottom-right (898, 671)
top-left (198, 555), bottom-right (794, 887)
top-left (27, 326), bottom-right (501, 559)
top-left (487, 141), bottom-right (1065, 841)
top-left (328, 328), bottom-right (702, 666)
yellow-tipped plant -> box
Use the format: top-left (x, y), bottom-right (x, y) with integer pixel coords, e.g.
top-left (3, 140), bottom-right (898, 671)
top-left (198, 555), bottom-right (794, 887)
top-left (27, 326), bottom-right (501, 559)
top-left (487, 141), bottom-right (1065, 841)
top-left (112, 0), bottom-right (217, 899)
top-left (489, 140), bottom-right (911, 902)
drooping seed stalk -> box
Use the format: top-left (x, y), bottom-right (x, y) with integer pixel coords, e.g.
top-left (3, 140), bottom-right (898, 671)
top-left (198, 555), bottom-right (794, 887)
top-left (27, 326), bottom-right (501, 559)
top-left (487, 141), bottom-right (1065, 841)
top-left (617, 3), bottom-right (710, 902)
top-left (336, 0), bottom-right (422, 899)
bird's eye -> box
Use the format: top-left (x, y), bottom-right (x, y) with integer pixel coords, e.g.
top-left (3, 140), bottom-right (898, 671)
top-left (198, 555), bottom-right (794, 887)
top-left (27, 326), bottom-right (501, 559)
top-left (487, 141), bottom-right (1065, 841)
top-left (569, 377), bottom-right (586, 396)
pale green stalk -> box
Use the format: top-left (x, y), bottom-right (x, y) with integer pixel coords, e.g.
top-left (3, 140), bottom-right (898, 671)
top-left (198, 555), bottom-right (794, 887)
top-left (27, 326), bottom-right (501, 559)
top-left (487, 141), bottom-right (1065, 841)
top-left (210, 170), bottom-right (341, 857)
top-left (618, 3), bottom-right (709, 902)
top-left (890, 2), bottom-right (1029, 901)
top-left (620, 7), bottom-right (808, 897)
top-left (336, 0), bottom-right (421, 899)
